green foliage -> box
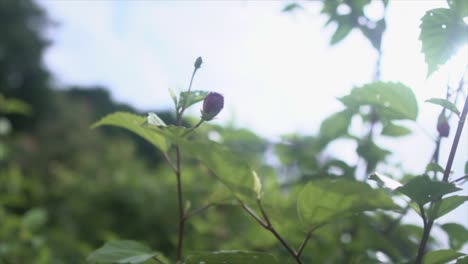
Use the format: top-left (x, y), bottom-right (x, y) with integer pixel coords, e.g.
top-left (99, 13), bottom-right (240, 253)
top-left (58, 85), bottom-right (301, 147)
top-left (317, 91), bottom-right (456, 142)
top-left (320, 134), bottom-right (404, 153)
top-left (426, 98), bottom-right (461, 117)
top-left (447, 0), bottom-right (468, 18)
top-left (396, 176), bottom-right (461, 206)
top-left (87, 240), bottom-right (168, 264)
top-left (297, 179), bottom-right (398, 230)
top-left (381, 122), bottom-right (412, 137)
top-left (428, 196), bottom-right (468, 220)
top-left (178, 90), bottom-right (209, 112)
top-left (340, 82), bottom-right (418, 121)
top-left (185, 251), bottom-right (279, 264)
top-left (422, 249), bottom-right (466, 264)
top-left (0, 94), bottom-right (32, 115)
top-left (441, 223), bottom-right (468, 250)
top-left (419, 7), bottom-right (467, 77)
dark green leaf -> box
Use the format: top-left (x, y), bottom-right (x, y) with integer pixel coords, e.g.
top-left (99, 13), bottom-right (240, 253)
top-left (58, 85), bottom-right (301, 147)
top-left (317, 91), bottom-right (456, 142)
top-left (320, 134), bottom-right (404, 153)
top-left (340, 82), bottom-right (418, 121)
top-left (330, 22), bottom-right (353, 45)
top-left (297, 179), bottom-right (399, 230)
top-left (282, 3), bottom-right (302, 12)
top-left (457, 256), bottom-right (468, 264)
top-left (185, 251), bottom-right (279, 264)
top-left (87, 240), bottom-right (167, 264)
top-left (381, 122), bottom-right (412, 137)
top-left (441, 223), bottom-right (468, 250)
top-left (425, 162), bottom-right (445, 174)
top-left (447, 0), bottom-right (468, 18)
top-left (428, 195), bottom-right (468, 220)
top-left (178, 90), bottom-right (209, 111)
top-left (426, 98), bottom-right (461, 117)
top-left (92, 112), bottom-right (170, 152)
top-left (395, 176), bottom-right (461, 206)
top-left (422, 249), bottom-right (465, 264)
top-left (419, 8), bottom-right (468, 77)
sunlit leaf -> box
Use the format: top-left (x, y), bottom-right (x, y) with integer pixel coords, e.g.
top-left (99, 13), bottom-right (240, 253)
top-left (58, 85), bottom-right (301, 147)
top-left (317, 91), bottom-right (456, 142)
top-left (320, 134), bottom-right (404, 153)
top-left (87, 240), bottom-right (168, 264)
top-left (422, 249), bottom-right (465, 264)
top-left (368, 172), bottom-right (403, 190)
top-left (178, 90), bottom-right (209, 111)
top-left (426, 98), bottom-right (461, 117)
top-left (0, 94), bottom-right (31, 115)
top-left (441, 223), bottom-right (468, 250)
top-left (92, 112), bottom-right (170, 153)
top-left (185, 250), bottom-right (279, 264)
top-left (147, 112), bottom-right (167, 127)
top-left (297, 179), bottom-right (399, 230)
top-left (428, 195), bottom-right (468, 220)
top-left (340, 82), bottom-right (418, 121)
top-left (252, 170), bottom-right (262, 200)
top-left (395, 176), bottom-right (461, 206)
top-left (381, 122), bottom-right (412, 137)
top-left (419, 8), bottom-right (467, 77)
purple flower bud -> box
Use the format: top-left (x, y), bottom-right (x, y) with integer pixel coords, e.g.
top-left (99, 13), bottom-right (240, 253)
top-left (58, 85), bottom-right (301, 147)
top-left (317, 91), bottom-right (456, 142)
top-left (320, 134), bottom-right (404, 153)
top-left (437, 120), bottom-right (450, 137)
top-left (194, 56), bottom-right (203, 69)
top-left (201, 92), bottom-right (224, 121)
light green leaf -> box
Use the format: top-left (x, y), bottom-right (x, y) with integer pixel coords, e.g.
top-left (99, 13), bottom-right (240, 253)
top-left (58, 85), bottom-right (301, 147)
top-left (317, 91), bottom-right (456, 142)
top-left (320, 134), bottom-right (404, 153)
top-left (447, 0), bottom-right (468, 18)
top-left (428, 195), bottom-right (468, 220)
top-left (319, 109), bottom-right (353, 141)
top-left (178, 90), bottom-right (209, 111)
top-left (180, 139), bottom-right (258, 203)
top-left (92, 112), bottom-right (169, 153)
top-left (441, 223), bottom-right (468, 250)
top-left (168, 88), bottom-right (178, 107)
top-left (426, 98), bottom-right (461, 117)
top-left (419, 8), bottom-right (468, 77)
top-left (396, 176), bottom-right (461, 206)
top-left (340, 82), bottom-right (418, 121)
top-left (368, 172), bottom-right (403, 190)
top-left (21, 208), bottom-right (47, 232)
top-left (0, 95), bottom-right (31, 115)
top-left (252, 170), bottom-right (262, 200)
top-left (185, 250), bottom-right (279, 264)
top-left (87, 240), bottom-right (168, 264)
top-left (297, 179), bottom-right (399, 230)
top-left (381, 122), bottom-right (412, 137)
top-left (146, 112), bottom-right (167, 127)
top-left (423, 249), bottom-right (465, 264)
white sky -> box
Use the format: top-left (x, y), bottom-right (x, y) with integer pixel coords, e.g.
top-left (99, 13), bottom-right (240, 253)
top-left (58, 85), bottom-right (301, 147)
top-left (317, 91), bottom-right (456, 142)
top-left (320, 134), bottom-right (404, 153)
top-left (39, 0), bottom-right (467, 250)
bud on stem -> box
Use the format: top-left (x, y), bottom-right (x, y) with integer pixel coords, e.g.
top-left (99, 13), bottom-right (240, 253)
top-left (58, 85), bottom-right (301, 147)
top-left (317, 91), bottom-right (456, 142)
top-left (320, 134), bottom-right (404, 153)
top-left (201, 92), bottom-right (224, 121)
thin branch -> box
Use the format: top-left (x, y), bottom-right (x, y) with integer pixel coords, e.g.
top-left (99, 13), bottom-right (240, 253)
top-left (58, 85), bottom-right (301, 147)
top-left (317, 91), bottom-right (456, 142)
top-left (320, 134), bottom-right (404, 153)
top-left (175, 145), bottom-right (185, 264)
top-left (152, 256), bottom-right (165, 264)
top-left (184, 203), bottom-right (214, 220)
top-left (162, 152), bottom-right (177, 174)
top-left (296, 231), bottom-right (312, 258)
top-left (450, 174), bottom-right (468, 184)
top-left (240, 202), bottom-right (267, 228)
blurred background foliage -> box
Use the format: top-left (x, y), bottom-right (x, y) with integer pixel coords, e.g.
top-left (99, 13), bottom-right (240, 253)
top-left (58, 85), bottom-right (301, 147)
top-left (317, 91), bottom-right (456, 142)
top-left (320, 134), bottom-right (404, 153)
top-left (0, 1), bottom-right (464, 264)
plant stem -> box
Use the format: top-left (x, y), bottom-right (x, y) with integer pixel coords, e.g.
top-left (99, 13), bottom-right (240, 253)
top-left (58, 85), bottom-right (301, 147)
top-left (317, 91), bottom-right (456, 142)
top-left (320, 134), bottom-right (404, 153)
top-left (175, 144), bottom-right (185, 264)
top-left (415, 93), bottom-right (468, 264)
top-left (241, 201), bottom-right (305, 264)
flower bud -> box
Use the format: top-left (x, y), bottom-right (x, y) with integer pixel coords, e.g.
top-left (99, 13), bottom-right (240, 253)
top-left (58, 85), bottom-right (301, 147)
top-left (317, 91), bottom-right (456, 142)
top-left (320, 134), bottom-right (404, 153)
top-left (201, 92), bottom-right (224, 121)
top-left (194, 56), bottom-right (203, 69)
top-left (437, 114), bottom-right (450, 137)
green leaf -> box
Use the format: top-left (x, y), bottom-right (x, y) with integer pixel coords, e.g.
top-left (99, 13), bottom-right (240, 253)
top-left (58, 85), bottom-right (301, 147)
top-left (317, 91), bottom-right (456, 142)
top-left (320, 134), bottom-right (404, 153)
top-left (297, 179), bottom-right (399, 230)
top-left (441, 223), bottom-right (468, 250)
top-left (252, 170), bottom-right (262, 200)
top-left (282, 3), bottom-right (302, 12)
top-left (395, 176), bottom-right (461, 206)
top-left (87, 240), bottom-right (167, 264)
top-left (428, 195), bottom-right (468, 220)
top-left (426, 98), bottom-right (461, 117)
top-left (0, 94), bottom-right (31, 115)
top-left (368, 172), bottom-right (403, 190)
top-left (185, 250), bottom-right (279, 264)
top-left (422, 249), bottom-right (465, 264)
top-left (425, 162), bottom-right (445, 174)
top-left (180, 139), bottom-right (258, 203)
top-left (457, 256), bottom-right (468, 264)
top-left (447, 0), bottom-right (468, 18)
top-left (464, 161), bottom-right (468, 174)
top-left (92, 112), bottom-right (170, 153)
top-left (419, 8), bottom-right (468, 77)
top-left (21, 208), bottom-right (47, 232)
top-left (381, 122), bottom-right (412, 137)
top-left (319, 109), bottom-right (353, 141)
top-left (168, 87), bottom-right (178, 107)
top-left (340, 82), bottom-right (418, 121)
top-left (178, 90), bottom-right (209, 111)
top-left (331, 22), bottom-right (353, 45)
top-left (146, 112), bottom-right (167, 127)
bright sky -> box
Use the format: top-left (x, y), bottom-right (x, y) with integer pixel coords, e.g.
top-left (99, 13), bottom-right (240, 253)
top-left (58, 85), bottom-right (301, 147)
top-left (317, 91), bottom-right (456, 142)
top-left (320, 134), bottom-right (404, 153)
top-left (39, 0), bottom-right (467, 248)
